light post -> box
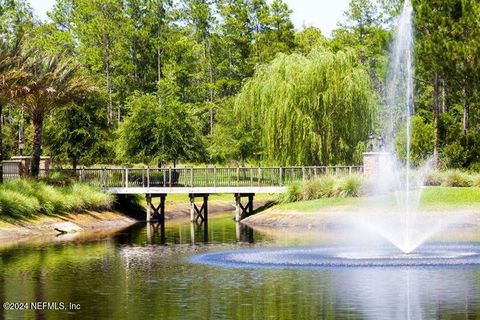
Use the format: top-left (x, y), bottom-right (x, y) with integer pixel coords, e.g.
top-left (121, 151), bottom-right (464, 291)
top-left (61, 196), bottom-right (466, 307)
top-left (368, 133), bottom-right (375, 152)
top-left (18, 124), bottom-right (24, 156)
top-left (377, 136), bottom-right (384, 151)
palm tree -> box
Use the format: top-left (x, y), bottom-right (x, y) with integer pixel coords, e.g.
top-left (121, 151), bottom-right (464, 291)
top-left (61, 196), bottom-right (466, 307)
top-left (22, 51), bottom-right (96, 176)
top-left (0, 40), bottom-right (31, 182)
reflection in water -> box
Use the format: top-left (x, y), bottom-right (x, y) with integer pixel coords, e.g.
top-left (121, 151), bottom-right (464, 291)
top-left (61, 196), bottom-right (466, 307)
top-left (333, 268), bottom-right (477, 320)
top-left (141, 215), bottom-right (256, 245)
top-left (0, 213), bottom-right (478, 319)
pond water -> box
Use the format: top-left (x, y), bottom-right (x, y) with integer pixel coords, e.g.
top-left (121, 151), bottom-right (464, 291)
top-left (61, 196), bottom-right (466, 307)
top-left (1, 213), bottom-right (480, 320)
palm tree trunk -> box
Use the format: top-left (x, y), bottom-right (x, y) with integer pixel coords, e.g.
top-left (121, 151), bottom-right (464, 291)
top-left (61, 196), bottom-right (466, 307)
top-left (30, 114), bottom-right (43, 177)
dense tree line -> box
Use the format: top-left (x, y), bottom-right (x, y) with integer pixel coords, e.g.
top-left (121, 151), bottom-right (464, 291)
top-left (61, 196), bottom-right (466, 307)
top-left (0, 0), bottom-right (479, 170)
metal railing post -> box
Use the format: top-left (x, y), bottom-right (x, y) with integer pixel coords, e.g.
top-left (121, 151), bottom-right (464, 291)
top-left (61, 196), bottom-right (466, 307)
top-left (168, 167), bottom-right (172, 187)
top-left (125, 168), bottom-right (129, 188)
top-left (191, 167), bottom-right (194, 187)
top-left (102, 167), bottom-right (106, 188)
top-left (258, 167), bottom-right (261, 187)
top-left (279, 167), bottom-right (283, 186)
top-left (147, 167), bottom-right (150, 188)
top-left (213, 166), bottom-right (217, 188)
top-left (237, 167), bottom-right (240, 187)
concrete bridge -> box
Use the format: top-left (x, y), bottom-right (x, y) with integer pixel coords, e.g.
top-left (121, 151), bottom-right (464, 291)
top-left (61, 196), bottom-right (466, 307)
top-left (63, 166), bottom-right (362, 223)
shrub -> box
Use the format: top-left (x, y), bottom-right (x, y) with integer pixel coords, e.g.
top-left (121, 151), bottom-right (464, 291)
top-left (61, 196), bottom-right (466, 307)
top-left (0, 190), bottom-right (40, 218)
top-left (41, 171), bottom-right (77, 186)
top-left (441, 142), bottom-right (466, 168)
top-left (302, 179), bottom-right (322, 200)
top-left (70, 184), bottom-right (113, 210)
top-left (469, 174), bottom-right (480, 188)
top-left (424, 171), bottom-right (443, 186)
top-left (279, 182), bottom-right (302, 203)
top-left (0, 180), bottom-right (113, 218)
top-left (282, 175), bottom-right (365, 202)
top-left (316, 176), bottom-right (337, 198)
top-left (339, 175), bottom-right (363, 197)
top-left (440, 170), bottom-right (471, 187)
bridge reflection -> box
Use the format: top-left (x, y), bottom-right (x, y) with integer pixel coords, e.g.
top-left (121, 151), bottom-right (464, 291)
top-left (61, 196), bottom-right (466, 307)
top-left (143, 219), bottom-right (255, 245)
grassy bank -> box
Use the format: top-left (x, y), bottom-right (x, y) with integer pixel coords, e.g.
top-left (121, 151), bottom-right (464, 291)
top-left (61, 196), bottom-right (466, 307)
top-left (274, 187), bottom-right (480, 213)
top-left (0, 180), bottom-right (114, 221)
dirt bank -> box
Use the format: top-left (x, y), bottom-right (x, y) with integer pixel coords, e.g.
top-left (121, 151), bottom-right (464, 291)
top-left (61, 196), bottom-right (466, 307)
top-left (0, 199), bottom-right (256, 247)
top-left (0, 211), bottom-right (137, 246)
top-left (243, 205), bottom-right (480, 230)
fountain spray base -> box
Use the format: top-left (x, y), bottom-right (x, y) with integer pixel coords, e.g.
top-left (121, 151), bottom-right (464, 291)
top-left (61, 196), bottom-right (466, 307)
top-left (189, 244), bottom-right (480, 269)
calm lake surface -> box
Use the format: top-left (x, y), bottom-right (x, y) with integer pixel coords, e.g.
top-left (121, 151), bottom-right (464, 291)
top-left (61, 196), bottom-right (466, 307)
top-left (1, 212), bottom-right (479, 320)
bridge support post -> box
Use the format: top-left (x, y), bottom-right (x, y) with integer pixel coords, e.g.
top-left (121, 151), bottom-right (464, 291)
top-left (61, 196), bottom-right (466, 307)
top-left (189, 194), bottom-right (209, 223)
top-left (234, 193), bottom-right (254, 222)
top-left (146, 194), bottom-right (166, 222)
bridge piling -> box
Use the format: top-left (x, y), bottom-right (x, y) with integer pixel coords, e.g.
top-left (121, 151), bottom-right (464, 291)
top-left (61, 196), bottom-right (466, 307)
top-left (235, 193), bottom-right (254, 222)
top-left (146, 194), bottom-right (166, 222)
top-left (189, 194), bottom-right (209, 223)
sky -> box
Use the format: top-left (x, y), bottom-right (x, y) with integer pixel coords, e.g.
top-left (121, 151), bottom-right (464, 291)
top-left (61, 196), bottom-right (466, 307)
top-left (27, 0), bottom-right (350, 37)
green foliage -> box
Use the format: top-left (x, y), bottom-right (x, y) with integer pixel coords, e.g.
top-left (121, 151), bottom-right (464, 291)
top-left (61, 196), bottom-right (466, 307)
top-left (339, 175), bottom-right (363, 197)
top-left (279, 182), bottom-right (301, 203)
top-left (294, 27), bottom-right (326, 55)
top-left (2, 0), bottom-right (479, 171)
top-left (440, 170), bottom-right (471, 188)
top-left (282, 175), bottom-right (365, 203)
top-left (441, 142), bottom-right (466, 169)
top-left (235, 48), bottom-right (376, 165)
top-left (116, 93), bottom-right (205, 165)
top-left (44, 94), bottom-right (110, 169)
top-left (425, 170), bottom-right (477, 188)
top-left (0, 179), bottom-right (113, 218)
top-left (395, 114), bottom-right (434, 165)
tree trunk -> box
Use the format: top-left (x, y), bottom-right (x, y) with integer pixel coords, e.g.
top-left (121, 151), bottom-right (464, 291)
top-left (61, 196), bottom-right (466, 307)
top-left (157, 0), bottom-right (164, 95)
top-left (433, 73), bottom-right (440, 166)
top-left (0, 104), bottom-right (3, 183)
top-left (106, 56), bottom-right (113, 125)
top-left (30, 114), bottom-right (44, 177)
top-left (463, 85), bottom-right (470, 135)
top-left (441, 79), bottom-right (446, 113)
top-left (72, 156), bottom-right (77, 171)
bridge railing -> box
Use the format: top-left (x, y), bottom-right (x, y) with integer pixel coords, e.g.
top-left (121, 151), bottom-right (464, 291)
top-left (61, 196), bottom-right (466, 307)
top-left (57, 166), bottom-right (362, 188)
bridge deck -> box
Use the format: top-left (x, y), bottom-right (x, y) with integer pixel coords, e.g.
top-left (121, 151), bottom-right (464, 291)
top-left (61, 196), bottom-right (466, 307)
top-left (107, 186), bottom-right (287, 194)
top-left (46, 166), bottom-right (362, 194)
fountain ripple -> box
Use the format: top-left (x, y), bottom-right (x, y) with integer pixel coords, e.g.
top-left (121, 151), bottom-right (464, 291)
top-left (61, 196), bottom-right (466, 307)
top-left (189, 244), bottom-right (480, 268)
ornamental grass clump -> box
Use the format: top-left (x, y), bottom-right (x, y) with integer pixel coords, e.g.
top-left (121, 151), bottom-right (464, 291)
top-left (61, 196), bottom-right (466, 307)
top-left (0, 180), bottom-right (114, 218)
top-left (279, 182), bottom-right (302, 203)
top-left (440, 170), bottom-right (471, 187)
top-left (283, 175), bottom-right (365, 203)
top-left (470, 174), bottom-right (480, 188)
top-left (338, 175), bottom-right (363, 197)
top-left (0, 190), bottom-right (40, 218)
top-left (71, 184), bottom-right (113, 210)
top-left (424, 171), bottom-right (444, 186)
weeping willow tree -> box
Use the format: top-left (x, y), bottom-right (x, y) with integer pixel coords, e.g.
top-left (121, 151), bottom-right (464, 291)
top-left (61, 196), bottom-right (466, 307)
top-left (235, 48), bottom-right (376, 165)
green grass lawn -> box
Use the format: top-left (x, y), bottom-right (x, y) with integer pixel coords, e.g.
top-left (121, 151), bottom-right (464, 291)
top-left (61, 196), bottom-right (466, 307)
top-left (274, 187), bottom-right (480, 212)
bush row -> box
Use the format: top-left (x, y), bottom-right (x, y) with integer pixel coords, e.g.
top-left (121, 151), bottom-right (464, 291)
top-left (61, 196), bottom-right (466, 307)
top-left (281, 170), bottom-right (480, 203)
top-left (0, 180), bottom-right (114, 219)
top-left (280, 175), bottom-right (364, 203)
top-left (425, 170), bottom-right (480, 188)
